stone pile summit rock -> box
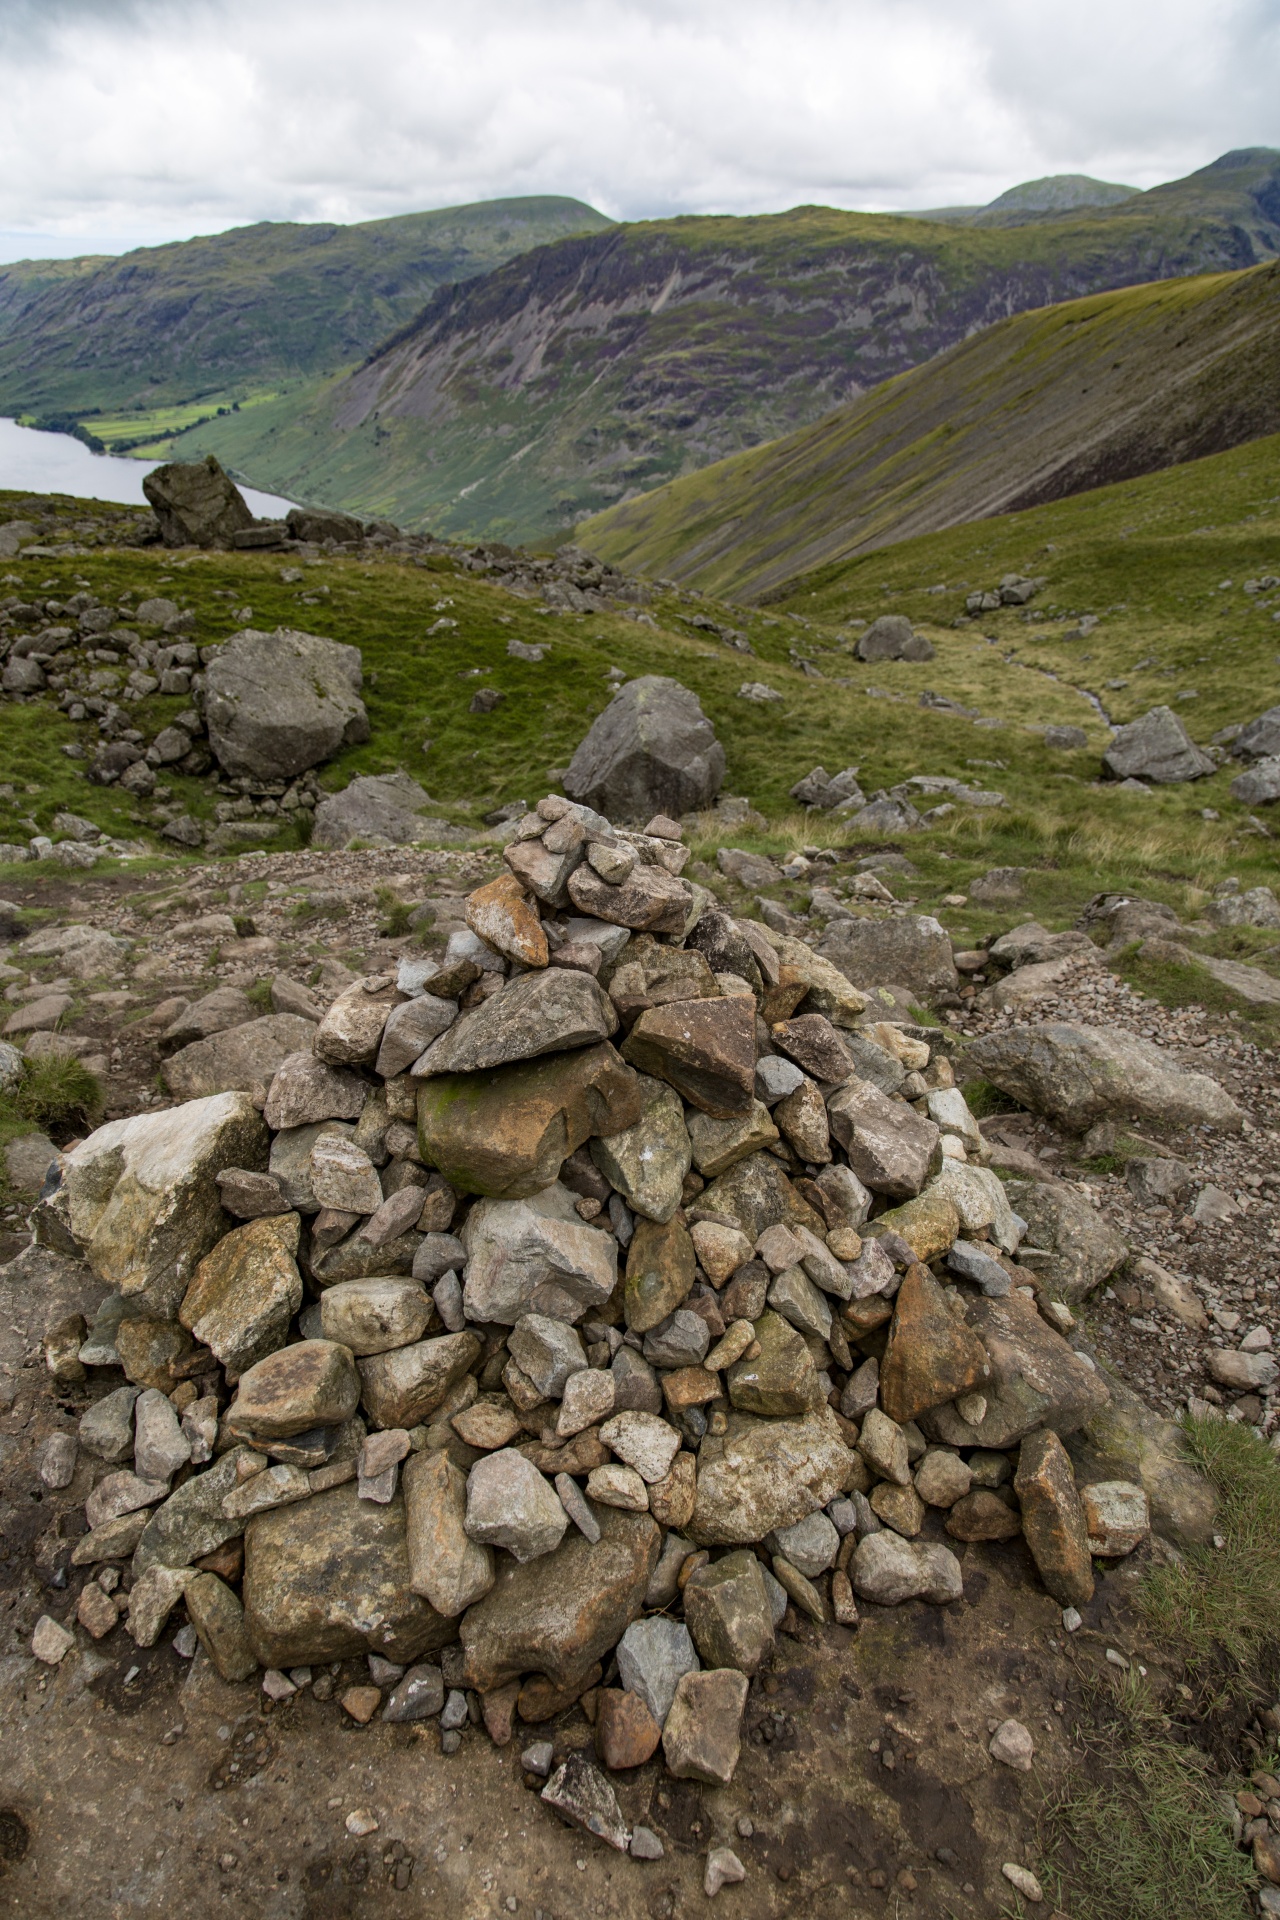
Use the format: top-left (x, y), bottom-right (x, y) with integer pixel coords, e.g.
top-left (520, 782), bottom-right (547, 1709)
top-left (24, 787), bottom-right (1227, 1849)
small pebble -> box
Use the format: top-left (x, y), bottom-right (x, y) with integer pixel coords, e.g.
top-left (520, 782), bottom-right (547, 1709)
top-left (630, 1827), bottom-right (664, 1860)
top-left (171, 1624), bottom-right (198, 1659)
top-left (1105, 1648), bottom-right (1130, 1671)
top-left (262, 1669), bottom-right (297, 1701)
top-left (1062, 1606), bottom-right (1082, 1633)
top-left (1001, 1861), bottom-right (1043, 1902)
top-left (441, 1729), bottom-right (462, 1754)
top-left (440, 1688), bottom-right (469, 1731)
top-left (521, 1741), bottom-right (554, 1777)
top-left (345, 1808), bottom-right (379, 1837)
top-left (704, 1847), bottom-right (746, 1897)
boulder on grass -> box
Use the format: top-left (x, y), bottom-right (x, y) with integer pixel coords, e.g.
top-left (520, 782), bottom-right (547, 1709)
top-left (1101, 706), bottom-right (1213, 783)
top-left (312, 773), bottom-right (446, 850)
top-left (563, 677), bottom-right (725, 822)
top-left (142, 455), bottom-right (255, 548)
top-left (203, 628), bottom-right (369, 780)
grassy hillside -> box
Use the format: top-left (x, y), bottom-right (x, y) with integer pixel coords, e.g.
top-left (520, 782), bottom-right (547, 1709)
top-left (578, 259), bottom-right (1280, 599)
top-left (3, 429), bottom-right (1280, 1018)
top-left (156, 150), bottom-right (1280, 545)
top-left (0, 197), bottom-right (613, 427)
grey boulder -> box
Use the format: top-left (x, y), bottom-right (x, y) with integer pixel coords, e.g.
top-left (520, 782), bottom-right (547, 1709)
top-left (967, 1022), bottom-right (1244, 1133)
top-left (818, 914), bottom-right (958, 999)
top-left (312, 772), bottom-right (443, 850)
top-left (1005, 1180), bottom-right (1127, 1302)
top-left (855, 616), bottom-right (934, 663)
top-left (142, 455), bottom-right (255, 548)
top-left (1101, 706), bottom-right (1213, 783)
top-left (204, 627), bottom-right (369, 779)
top-left (563, 676), bottom-right (725, 822)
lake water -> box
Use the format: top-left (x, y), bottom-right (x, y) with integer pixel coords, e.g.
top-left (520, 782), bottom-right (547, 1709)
top-left (0, 415), bottom-right (294, 519)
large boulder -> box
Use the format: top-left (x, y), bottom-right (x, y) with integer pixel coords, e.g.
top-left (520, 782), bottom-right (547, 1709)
top-left (312, 773), bottom-right (447, 850)
top-left (1231, 706), bottom-right (1280, 760)
top-left (854, 616), bottom-right (934, 663)
top-left (204, 628), bottom-right (369, 780)
top-left (967, 1022), bottom-right (1244, 1134)
top-left (1101, 706), bottom-right (1213, 783)
top-left (921, 1289), bottom-right (1111, 1451)
top-left (688, 1408), bottom-right (853, 1545)
top-left (35, 1093), bottom-right (267, 1311)
top-left (142, 455), bottom-right (255, 548)
top-left (817, 915), bottom-right (958, 1000)
top-left (286, 505), bottom-right (365, 545)
top-left (563, 676), bottom-right (725, 821)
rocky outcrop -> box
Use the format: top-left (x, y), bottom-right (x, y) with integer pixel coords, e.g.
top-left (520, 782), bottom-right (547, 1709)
top-left (142, 456), bottom-right (256, 548)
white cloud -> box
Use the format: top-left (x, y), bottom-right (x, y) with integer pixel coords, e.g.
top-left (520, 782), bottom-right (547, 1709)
top-left (0, 0), bottom-right (1275, 255)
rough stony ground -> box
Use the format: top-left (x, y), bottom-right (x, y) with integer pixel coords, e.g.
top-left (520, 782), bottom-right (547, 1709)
top-left (0, 851), bottom-right (1272, 1919)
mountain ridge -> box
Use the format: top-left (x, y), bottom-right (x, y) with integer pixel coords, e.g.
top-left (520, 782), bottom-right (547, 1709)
top-left (577, 257), bottom-right (1280, 601)
top-left (153, 149), bottom-right (1280, 542)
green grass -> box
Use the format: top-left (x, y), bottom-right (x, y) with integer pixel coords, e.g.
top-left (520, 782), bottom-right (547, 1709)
top-left (1043, 1670), bottom-right (1257, 1920)
top-left (0, 1055), bottom-right (103, 1192)
top-left (1043, 1418), bottom-right (1280, 1918)
top-left (1112, 941), bottom-right (1280, 1045)
top-left (1143, 1418), bottom-right (1280, 1688)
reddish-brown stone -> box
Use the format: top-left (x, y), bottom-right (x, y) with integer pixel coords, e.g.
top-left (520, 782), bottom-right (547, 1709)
top-left (595, 1687), bottom-right (662, 1769)
top-left (879, 1264), bottom-right (989, 1425)
top-left (622, 997), bottom-right (756, 1117)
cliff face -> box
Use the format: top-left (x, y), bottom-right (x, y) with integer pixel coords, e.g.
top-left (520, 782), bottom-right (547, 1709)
top-left (579, 259), bottom-right (1280, 602)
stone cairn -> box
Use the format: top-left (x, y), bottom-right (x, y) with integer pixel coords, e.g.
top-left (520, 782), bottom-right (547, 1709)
top-left (35, 793), bottom-right (1148, 1859)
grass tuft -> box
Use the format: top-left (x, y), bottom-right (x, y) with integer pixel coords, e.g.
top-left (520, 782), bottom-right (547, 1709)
top-left (1141, 1417), bottom-right (1280, 1686)
top-left (1042, 1670), bottom-right (1256, 1920)
top-left (1, 1054), bottom-right (103, 1145)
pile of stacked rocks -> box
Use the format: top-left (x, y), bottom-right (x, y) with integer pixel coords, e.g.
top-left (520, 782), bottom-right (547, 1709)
top-left (32, 793), bottom-right (1184, 1856)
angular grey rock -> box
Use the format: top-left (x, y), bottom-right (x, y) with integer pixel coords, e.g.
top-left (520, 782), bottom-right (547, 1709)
top-left (769, 1510), bottom-right (839, 1577)
top-left (375, 995), bottom-right (458, 1077)
top-left (563, 675), bottom-right (725, 821)
top-left (643, 1308), bottom-right (711, 1368)
top-left (319, 1277), bottom-right (433, 1355)
top-left (689, 1408), bottom-right (853, 1546)
top-left (142, 455), bottom-right (255, 547)
top-left (204, 627), bottom-right (369, 779)
top-left (132, 1447), bottom-right (255, 1572)
top-left (414, 969), bottom-right (617, 1076)
top-left (1102, 706), bottom-right (1213, 783)
top-left (555, 1471), bottom-right (601, 1543)
top-left (662, 1668), bottom-right (749, 1785)
top-left (269, 1120), bottom-right (357, 1212)
top-left (159, 985), bottom-right (254, 1049)
top-left (851, 1531), bottom-right (963, 1605)
top-left (591, 1076), bottom-right (691, 1224)
top-left (242, 1481), bottom-right (450, 1667)
top-left (463, 1185), bottom-right (617, 1326)
top-left (383, 1663), bottom-right (446, 1722)
top-left (263, 1055), bottom-right (367, 1132)
top-left (309, 1135), bottom-right (382, 1213)
top-left (79, 1385), bottom-right (140, 1463)
top-left (922, 1289), bottom-right (1110, 1450)
top-left (1044, 726), bottom-right (1088, 750)
top-left (1229, 758), bottom-right (1280, 806)
top-left (464, 1450), bottom-right (567, 1563)
top-left (947, 1240), bottom-right (1011, 1295)
top-left (35, 1090), bottom-right (267, 1309)
top-left (162, 1015), bottom-right (318, 1102)
top-left (311, 772), bottom-right (451, 849)
top-left (967, 1022), bottom-right (1244, 1133)
top-left (541, 1753), bottom-right (630, 1852)
top-left (768, 1265), bottom-right (832, 1340)
top-left (616, 1616), bottom-right (700, 1726)
top-left (827, 1077), bottom-right (939, 1197)
top-left (461, 1507), bottom-right (658, 1693)
top-left (1232, 705), bottom-right (1280, 761)
top-left (855, 615), bottom-right (934, 663)
top-left (611, 1345), bottom-right (663, 1414)
top-left (818, 914), bottom-right (958, 998)
top-left (754, 1055), bottom-right (805, 1106)
top-left (1004, 1179), bottom-right (1127, 1302)
top-left (508, 1313), bottom-right (588, 1398)
top-left (134, 1387), bottom-right (192, 1483)
top-left (682, 1549), bottom-right (775, 1674)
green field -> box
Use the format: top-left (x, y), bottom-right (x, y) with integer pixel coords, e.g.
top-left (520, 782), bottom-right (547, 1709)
top-left (3, 427), bottom-right (1280, 1019)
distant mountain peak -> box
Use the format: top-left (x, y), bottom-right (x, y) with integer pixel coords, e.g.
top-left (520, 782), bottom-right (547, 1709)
top-left (984, 173), bottom-right (1138, 214)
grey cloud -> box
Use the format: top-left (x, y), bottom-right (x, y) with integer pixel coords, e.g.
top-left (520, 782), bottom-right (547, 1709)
top-left (0, 0), bottom-right (1274, 254)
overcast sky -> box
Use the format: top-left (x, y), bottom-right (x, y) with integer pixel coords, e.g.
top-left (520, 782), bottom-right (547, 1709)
top-left (0, 0), bottom-right (1276, 262)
